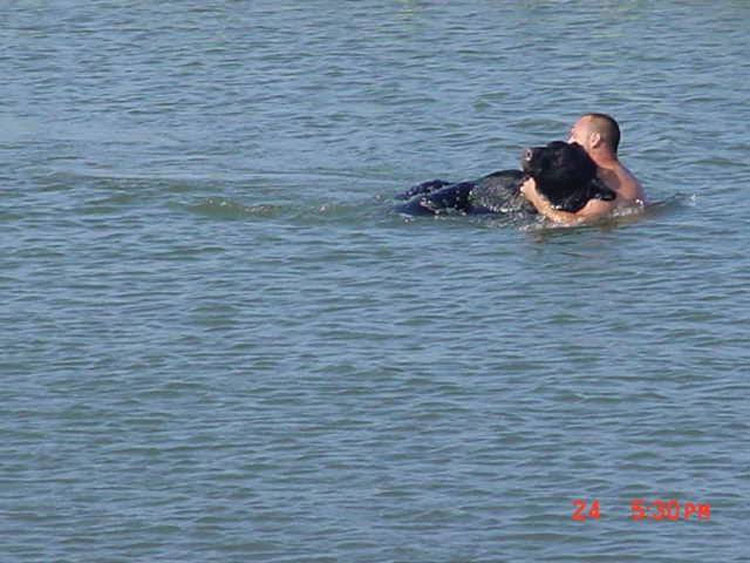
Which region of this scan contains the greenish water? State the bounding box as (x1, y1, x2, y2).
(2, 2, 750, 561)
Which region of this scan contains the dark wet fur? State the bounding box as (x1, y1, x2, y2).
(394, 142, 615, 216)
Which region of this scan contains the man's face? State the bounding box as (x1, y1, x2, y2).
(567, 117, 591, 149)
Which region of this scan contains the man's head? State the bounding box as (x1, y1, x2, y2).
(567, 113, 620, 155)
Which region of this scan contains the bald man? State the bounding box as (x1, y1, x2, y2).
(521, 113, 646, 225)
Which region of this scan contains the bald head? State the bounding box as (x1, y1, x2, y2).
(568, 113, 621, 155)
(583, 113, 621, 153)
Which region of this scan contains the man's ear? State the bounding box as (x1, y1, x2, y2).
(589, 131, 602, 148)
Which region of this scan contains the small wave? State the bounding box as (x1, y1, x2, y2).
(181, 192, 695, 229)
(517, 193, 695, 233)
(644, 193, 696, 212)
(180, 196, 378, 224)
(184, 197, 282, 220)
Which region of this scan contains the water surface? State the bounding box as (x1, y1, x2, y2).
(2, 2, 750, 561)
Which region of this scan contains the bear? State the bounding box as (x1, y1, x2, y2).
(393, 141, 615, 216)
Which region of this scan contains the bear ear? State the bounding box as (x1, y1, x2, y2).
(568, 142, 597, 175)
(567, 142, 588, 156)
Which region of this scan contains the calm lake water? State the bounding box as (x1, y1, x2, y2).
(2, 1, 750, 561)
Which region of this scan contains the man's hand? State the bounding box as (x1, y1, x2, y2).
(519, 177, 544, 207)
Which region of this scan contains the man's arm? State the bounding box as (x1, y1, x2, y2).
(520, 179, 616, 226)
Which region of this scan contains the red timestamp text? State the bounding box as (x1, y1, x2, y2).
(572, 498, 711, 522)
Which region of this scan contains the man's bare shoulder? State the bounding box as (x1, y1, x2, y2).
(599, 162, 646, 204)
